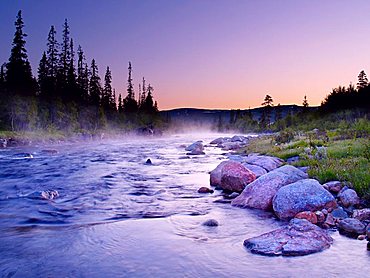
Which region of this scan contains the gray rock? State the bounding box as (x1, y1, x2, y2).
(232, 165, 308, 211)
(323, 181, 342, 194)
(203, 219, 219, 227)
(273, 179, 337, 220)
(244, 219, 333, 256)
(231, 135, 247, 142)
(145, 158, 152, 165)
(331, 207, 348, 219)
(286, 156, 300, 164)
(242, 154, 284, 172)
(338, 189, 360, 207)
(353, 208, 370, 221)
(210, 137, 229, 145)
(297, 166, 309, 173)
(242, 163, 268, 178)
(338, 218, 366, 238)
(185, 141, 204, 152)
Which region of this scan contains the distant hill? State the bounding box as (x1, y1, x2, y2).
(160, 105, 317, 126)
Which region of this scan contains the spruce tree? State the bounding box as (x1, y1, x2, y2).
(6, 10, 35, 96)
(37, 52, 48, 97)
(102, 66, 113, 112)
(66, 38, 77, 102)
(302, 95, 309, 108)
(118, 94, 123, 113)
(76, 45, 89, 104)
(123, 62, 138, 113)
(356, 70, 368, 91)
(89, 59, 102, 106)
(56, 19, 71, 99)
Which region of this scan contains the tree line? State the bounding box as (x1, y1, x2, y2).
(0, 10, 159, 133)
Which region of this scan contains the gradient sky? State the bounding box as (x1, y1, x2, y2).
(1, 0, 370, 110)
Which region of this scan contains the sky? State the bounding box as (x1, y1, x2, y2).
(1, 0, 370, 110)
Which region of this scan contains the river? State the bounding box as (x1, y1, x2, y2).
(0, 133, 368, 277)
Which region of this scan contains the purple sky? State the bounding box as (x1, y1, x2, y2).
(1, 0, 370, 109)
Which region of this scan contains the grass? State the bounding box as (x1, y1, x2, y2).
(239, 132, 370, 200)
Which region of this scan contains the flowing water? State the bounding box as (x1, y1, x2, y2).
(0, 133, 368, 277)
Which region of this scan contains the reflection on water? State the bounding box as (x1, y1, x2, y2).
(0, 133, 369, 277)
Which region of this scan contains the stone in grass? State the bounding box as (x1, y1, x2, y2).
(338, 218, 366, 238)
(323, 181, 343, 194)
(244, 219, 333, 256)
(202, 219, 219, 227)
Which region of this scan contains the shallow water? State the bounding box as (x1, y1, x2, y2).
(0, 133, 368, 277)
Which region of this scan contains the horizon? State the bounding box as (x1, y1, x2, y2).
(1, 0, 370, 110)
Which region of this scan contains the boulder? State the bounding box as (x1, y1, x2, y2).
(210, 161, 230, 187)
(295, 211, 318, 224)
(242, 154, 284, 172)
(353, 208, 370, 221)
(231, 135, 247, 142)
(244, 219, 333, 256)
(338, 189, 360, 207)
(242, 163, 267, 178)
(323, 181, 342, 194)
(232, 165, 308, 210)
(273, 179, 337, 220)
(185, 141, 204, 152)
(338, 218, 366, 238)
(220, 161, 256, 192)
(198, 187, 214, 194)
(210, 137, 229, 145)
(220, 142, 244, 151)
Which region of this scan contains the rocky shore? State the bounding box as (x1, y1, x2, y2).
(185, 135, 370, 256)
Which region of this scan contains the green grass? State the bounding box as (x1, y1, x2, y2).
(240, 132, 370, 200)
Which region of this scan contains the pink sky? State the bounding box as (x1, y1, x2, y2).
(1, 0, 370, 109)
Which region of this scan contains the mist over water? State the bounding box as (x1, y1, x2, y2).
(0, 133, 368, 277)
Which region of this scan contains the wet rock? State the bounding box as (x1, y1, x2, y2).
(338, 218, 366, 238)
(338, 189, 360, 207)
(232, 165, 308, 211)
(331, 207, 348, 220)
(295, 211, 318, 224)
(210, 161, 230, 187)
(231, 135, 247, 142)
(242, 163, 267, 178)
(220, 161, 256, 192)
(145, 159, 152, 165)
(273, 179, 336, 220)
(368, 242, 370, 251)
(186, 149, 205, 155)
(198, 187, 214, 194)
(225, 192, 240, 199)
(14, 153, 33, 159)
(210, 137, 229, 145)
(203, 219, 219, 227)
(41, 149, 58, 155)
(323, 181, 342, 194)
(185, 141, 204, 152)
(221, 142, 244, 151)
(242, 154, 284, 172)
(26, 190, 59, 200)
(358, 235, 366, 240)
(244, 219, 333, 256)
(0, 138, 7, 148)
(367, 224, 370, 240)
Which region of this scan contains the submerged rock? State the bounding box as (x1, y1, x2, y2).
(26, 190, 59, 200)
(244, 219, 333, 256)
(41, 149, 58, 155)
(220, 161, 256, 192)
(338, 218, 366, 238)
(273, 179, 336, 220)
(198, 187, 214, 194)
(338, 189, 360, 207)
(232, 165, 308, 211)
(203, 219, 219, 227)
